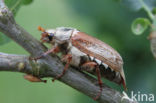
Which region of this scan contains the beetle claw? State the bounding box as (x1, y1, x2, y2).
(93, 88, 102, 100)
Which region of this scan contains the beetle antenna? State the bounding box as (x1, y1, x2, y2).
(38, 26, 45, 32)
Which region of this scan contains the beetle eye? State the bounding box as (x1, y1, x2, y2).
(49, 33, 54, 37)
(48, 33, 54, 41)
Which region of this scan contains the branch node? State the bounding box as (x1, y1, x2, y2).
(17, 62, 25, 71)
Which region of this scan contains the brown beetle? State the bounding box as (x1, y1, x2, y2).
(29, 26, 126, 100)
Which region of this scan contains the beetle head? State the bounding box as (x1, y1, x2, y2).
(38, 26, 55, 43)
(38, 26, 78, 44)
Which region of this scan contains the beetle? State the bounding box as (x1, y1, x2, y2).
(28, 26, 126, 100)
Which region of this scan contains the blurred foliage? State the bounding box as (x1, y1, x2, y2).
(131, 18, 150, 35)
(5, 0, 33, 15)
(0, 34, 10, 45)
(152, 7, 156, 14)
(0, 0, 33, 46)
(121, 0, 156, 12)
(123, 0, 156, 36)
(122, 0, 156, 59)
(0, 0, 156, 103)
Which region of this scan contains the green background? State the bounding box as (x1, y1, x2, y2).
(0, 0, 155, 103)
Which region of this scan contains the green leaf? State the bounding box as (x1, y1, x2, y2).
(0, 33, 10, 45)
(5, 0, 22, 15)
(121, 0, 156, 12)
(0, 0, 33, 45)
(152, 8, 156, 15)
(22, 0, 33, 5)
(131, 18, 150, 35)
(4, 0, 33, 15)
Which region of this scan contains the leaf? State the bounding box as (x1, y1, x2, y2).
(4, 0, 33, 15)
(0, 33, 10, 45)
(22, 0, 33, 5)
(0, 0, 33, 45)
(131, 18, 150, 35)
(121, 0, 156, 12)
(152, 8, 156, 15)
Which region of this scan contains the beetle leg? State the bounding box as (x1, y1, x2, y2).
(81, 61, 97, 72)
(81, 61, 102, 100)
(30, 46, 60, 61)
(52, 54, 72, 82)
(24, 74, 47, 83)
(94, 65, 103, 100)
(82, 61, 97, 67)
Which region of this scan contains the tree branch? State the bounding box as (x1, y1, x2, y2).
(0, 52, 31, 72)
(0, 1, 137, 103)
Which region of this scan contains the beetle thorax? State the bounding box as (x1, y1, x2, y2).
(46, 27, 78, 44)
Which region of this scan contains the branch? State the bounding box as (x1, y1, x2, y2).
(0, 52, 136, 103)
(0, 52, 31, 73)
(0, 1, 137, 103)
